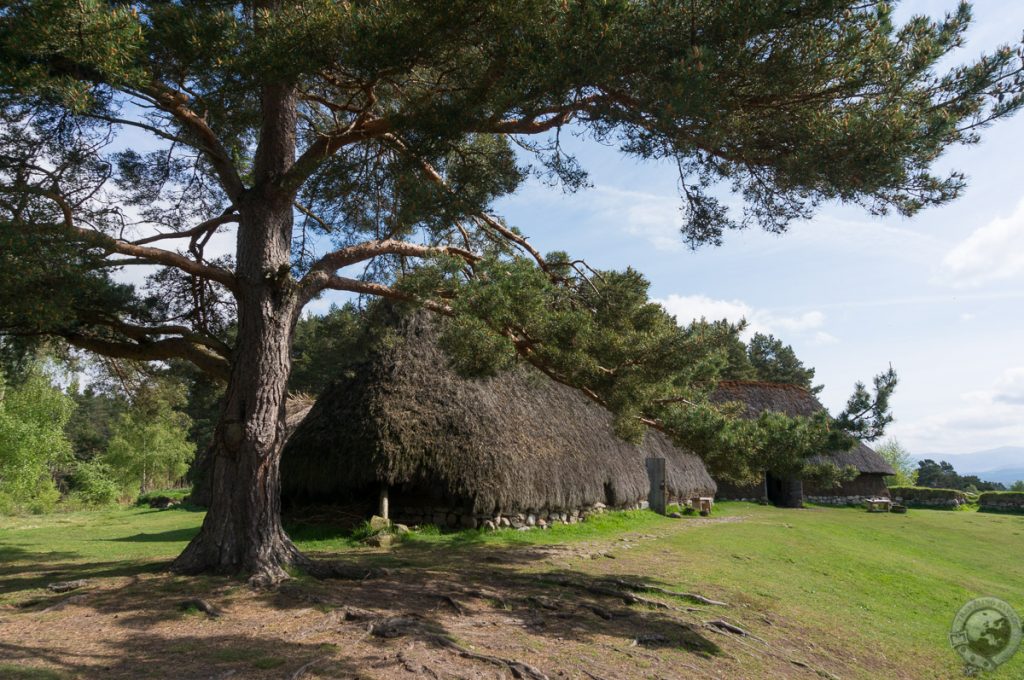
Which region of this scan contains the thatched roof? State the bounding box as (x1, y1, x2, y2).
(281, 314, 716, 513)
(710, 380, 895, 476)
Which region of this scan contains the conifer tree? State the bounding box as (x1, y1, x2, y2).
(1, 1, 1021, 581)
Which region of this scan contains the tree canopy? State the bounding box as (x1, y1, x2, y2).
(2, 1, 1020, 376)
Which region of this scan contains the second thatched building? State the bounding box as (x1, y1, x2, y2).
(709, 380, 895, 507)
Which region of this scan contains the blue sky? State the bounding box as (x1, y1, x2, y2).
(112, 2, 1024, 458)
(489, 1, 1024, 456)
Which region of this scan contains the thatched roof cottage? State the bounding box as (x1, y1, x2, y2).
(280, 314, 716, 528)
(710, 381, 895, 507)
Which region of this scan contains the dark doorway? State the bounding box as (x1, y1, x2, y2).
(765, 471, 803, 508)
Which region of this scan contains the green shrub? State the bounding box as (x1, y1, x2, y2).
(135, 487, 191, 506)
(0, 364, 74, 514)
(888, 486, 968, 506)
(69, 461, 122, 506)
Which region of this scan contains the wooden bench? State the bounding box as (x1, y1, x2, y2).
(864, 498, 892, 513)
(691, 496, 714, 515)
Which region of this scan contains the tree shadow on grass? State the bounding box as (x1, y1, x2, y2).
(111, 527, 201, 543)
(0, 633, 363, 680)
(0, 545, 165, 598)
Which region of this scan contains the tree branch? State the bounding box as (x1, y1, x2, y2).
(144, 84, 247, 201)
(281, 117, 392, 194)
(381, 133, 551, 273)
(299, 238, 479, 301)
(65, 333, 230, 382)
(3, 179, 238, 291)
(319, 275, 453, 316)
(131, 210, 238, 246)
(83, 224, 238, 291)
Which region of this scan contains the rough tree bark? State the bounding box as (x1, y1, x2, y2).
(172, 82, 307, 584)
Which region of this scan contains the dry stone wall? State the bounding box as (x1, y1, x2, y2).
(979, 492, 1024, 513)
(392, 500, 653, 530)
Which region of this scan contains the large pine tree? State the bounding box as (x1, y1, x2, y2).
(1, 1, 1021, 582)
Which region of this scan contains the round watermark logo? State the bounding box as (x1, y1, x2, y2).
(949, 597, 1022, 672)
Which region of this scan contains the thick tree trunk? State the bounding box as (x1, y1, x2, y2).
(172, 74, 304, 584)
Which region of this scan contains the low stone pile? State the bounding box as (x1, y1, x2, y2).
(392, 501, 634, 531)
(804, 494, 879, 506)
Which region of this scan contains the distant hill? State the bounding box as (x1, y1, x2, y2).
(913, 446, 1024, 486)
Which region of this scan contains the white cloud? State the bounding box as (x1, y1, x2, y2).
(893, 366, 1024, 451)
(589, 186, 685, 253)
(654, 293, 835, 344)
(780, 213, 941, 260)
(942, 198, 1024, 287)
(993, 367, 1024, 406)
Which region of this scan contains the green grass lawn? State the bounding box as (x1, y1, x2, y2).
(2, 502, 1022, 678)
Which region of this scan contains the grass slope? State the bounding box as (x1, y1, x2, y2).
(1, 502, 1022, 678)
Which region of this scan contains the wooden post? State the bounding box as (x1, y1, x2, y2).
(379, 484, 389, 520)
(645, 457, 667, 515)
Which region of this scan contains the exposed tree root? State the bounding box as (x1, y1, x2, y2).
(47, 579, 89, 593)
(426, 634, 549, 680)
(170, 531, 306, 588)
(601, 578, 728, 606)
(437, 594, 466, 616)
(356, 613, 548, 679)
(584, 603, 615, 620)
(288, 656, 326, 679)
(790, 658, 841, 679)
(705, 619, 761, 641)
(527, 595, 562, 611)
(704, 620, 836, 678)
(178, 598, 222, 617)
(457, 587, 509, 609)
(304, 560, 390, 580)
(552, 577, 703, 613)
(397, 651, 439, 678)
(42, 594, 88, 612)
(367, 615, 427, 639)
